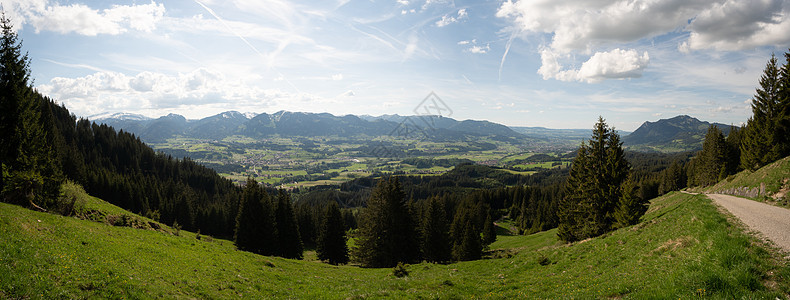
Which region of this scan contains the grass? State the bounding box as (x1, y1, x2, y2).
(2, 188, 788, 298)
(702, 156, 790, 206)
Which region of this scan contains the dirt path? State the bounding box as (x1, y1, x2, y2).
(707, 193, 790, 253)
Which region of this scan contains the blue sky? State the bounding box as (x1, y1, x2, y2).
(3, 0, 790, 130)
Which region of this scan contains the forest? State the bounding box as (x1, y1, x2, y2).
(2, 12, 790, 269)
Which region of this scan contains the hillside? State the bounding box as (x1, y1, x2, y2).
(624, 115, 732, 152)
(2, 189, 787, 298)
(703, 156, 790, 206)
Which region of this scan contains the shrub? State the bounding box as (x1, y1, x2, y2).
(392, 262, 409, 278)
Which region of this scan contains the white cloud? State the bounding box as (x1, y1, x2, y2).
(37, 68, 319, 117)
(331, 73, 343, 81)
(539, 48, 649, 83)
(397, 0, 409, 5)
(466, 44, 490, 54)
(27, 1, 165, 36)
(498, 0, 790, 53)
(497, 0, 790, 83)
(686, 0, 790, 51)
(435, 9, 467, 27)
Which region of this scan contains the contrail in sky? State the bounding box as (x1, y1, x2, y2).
(193, 0, 301, 93)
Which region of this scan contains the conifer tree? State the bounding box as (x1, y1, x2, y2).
(420, 196, 451, 263)
(481, 212, 497, 247)
(451, 218, 482, 261)
(352, 177, 419, 267)
(0, 13, 61, 208)
(275, 190, 303, 259)
(694, 126, 726, 186)
(316, 201, 349, 265)
(741, 54, 783, 170)
(234, 178, 278, 255)
(558, 117, 631, 242)
(613, 178, 647, 227)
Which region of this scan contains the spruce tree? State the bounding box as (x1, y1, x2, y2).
(741, 54, 784, 170)
(275, 190, 303, 259)
(316, 201, 349, 265)
(234, 178, 278, 255)
(452, 218, 482, 261)
(481, 212, 497, 247)
(0, 13, 61, 208)
(352, 177, 419, 267)
(613, 178, 647, 227)
(558, 117, 631, 242)
(420, 196, 451, 263)
(694, 126, 726, 186)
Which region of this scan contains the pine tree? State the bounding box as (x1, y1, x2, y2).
(558, 117, 631, 242)
(694, 126, 726, 186)
(275, 190, 303, 259)
(316, 201, 349, 265)
(741, 54, 783, 170)
(352, 177, 419, 267)
(234, 178, 278, 255)
(613, 178, 647, 227)
(420, 196, 451, 263)
(452, 218, 482, 261)
(0, 13, 61, 208)
(481, 212, 497, 247)
(777, 50, 790, 159)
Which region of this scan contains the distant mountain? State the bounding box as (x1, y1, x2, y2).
(623, 115, 734, 152)
(93, 111, 528, 143)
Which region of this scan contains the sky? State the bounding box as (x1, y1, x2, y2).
(2, 0, 790, 131)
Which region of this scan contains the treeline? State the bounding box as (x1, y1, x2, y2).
(0, 17, 240, 238)
(678, 50, 790, 190)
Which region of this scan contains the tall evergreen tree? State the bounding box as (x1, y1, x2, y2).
(558, 117, 631, 242)
(316, 201, 349, 265)
(777, 50, 790, 159)
(451, 217, 482, 261)
(275, 190, 303, 259)
(694, 126, 727, 186)
(613, 178, 647, 227)
(741, 54, 784, 170)
(481, 212, 497, 247)
(234, 178, 278, 255)
(0, 13, 61, 208)
(352, 177, 419, 267)
(419, 196, 451, 263)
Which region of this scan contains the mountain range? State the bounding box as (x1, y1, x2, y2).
(92, 112, 735, 152)
(92, 111, 527, 143)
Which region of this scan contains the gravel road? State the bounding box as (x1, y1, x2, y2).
(708, 193, 790, 253)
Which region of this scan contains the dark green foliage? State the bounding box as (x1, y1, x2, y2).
(558, 117, 632, 242)
(419, 196, 451, 263)
(352, 177, 419, 267)
(392, 262, 409, 278)
(451, 216, 482, 261)
(234, 178, 278, 256)
(659, 161, 687, 194)
(693, 126, 727, 187)
(316, 201, 349, 265)
(275, 190, 303, 259)
(0, 14, 63, 208)
(741, 53, 789, 170)
(613, 178, 647, 227)
(482, 212, 497, 246)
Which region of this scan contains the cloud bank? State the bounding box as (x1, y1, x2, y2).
(497, 0, 790, 82)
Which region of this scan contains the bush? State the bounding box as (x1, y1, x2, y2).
(392, 262, 409, 278)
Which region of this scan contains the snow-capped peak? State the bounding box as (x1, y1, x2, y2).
(89, 112, 151, 121)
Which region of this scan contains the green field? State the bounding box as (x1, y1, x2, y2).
(2, 188, 788, 298)
(147, 136, 569, 188)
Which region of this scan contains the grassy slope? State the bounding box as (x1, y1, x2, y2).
(703, 156, 790, 204)
(2, 191, 789, 298)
